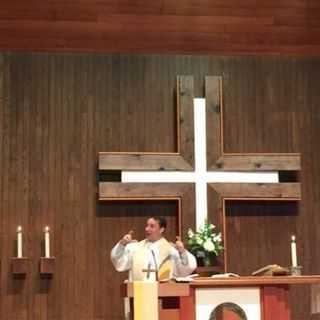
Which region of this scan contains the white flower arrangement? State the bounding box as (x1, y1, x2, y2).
(187, 221, 223, 265)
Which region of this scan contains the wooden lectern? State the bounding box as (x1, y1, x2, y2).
(122, 276, 320, 320)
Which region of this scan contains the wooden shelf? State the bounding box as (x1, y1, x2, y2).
(11, 257, 29, 276)
(39, 257, 56, 277)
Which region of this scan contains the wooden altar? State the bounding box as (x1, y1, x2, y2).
(122, 276, 320, 320)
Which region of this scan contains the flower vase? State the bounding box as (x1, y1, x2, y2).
(203, 255, 213, 267)
(202, 255, 217, 267)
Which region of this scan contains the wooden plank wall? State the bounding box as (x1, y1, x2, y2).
(0, 53, 320, 320)
(0, 1, 320, 55)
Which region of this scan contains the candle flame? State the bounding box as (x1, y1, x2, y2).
(17, 226, 22, 232)
(44, 226, 50, 232)
(291, 235, 296, 241)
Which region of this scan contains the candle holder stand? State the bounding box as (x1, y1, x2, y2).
(290, 265, 303, 276)
(40, 257, 56, 277)
(11, 257, 29, 276)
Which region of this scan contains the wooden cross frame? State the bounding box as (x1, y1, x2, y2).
(98, 75, 301, 271)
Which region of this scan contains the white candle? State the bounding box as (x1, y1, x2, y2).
(17, 226, 22, 258)
(291, 235, 298, 267)
(44, 226, 50, 258)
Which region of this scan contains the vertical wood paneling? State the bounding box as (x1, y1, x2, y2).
(0, 53, 319, 319)
(1, 53, 8, 317)
(226, 200, 298, 275)
(0, 54, 3, 320)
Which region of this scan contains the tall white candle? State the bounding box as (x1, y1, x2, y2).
(44, 226, 50, 258)
(291, 235, 298, 267)
(17, 226, 22, 258)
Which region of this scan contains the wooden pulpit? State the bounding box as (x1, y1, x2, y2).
(122, 281, 192, 320)
(122, 276, 320, 320)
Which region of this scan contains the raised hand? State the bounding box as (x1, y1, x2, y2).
(171, 236, 186, 254)
(120, 230, 137, 246)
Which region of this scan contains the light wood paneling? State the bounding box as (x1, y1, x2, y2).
(0, 1, 320, 55)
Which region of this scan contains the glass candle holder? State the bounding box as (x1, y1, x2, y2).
(290, 265, 302, 276)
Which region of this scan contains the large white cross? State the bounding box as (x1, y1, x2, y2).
(122, 99, 278, 229)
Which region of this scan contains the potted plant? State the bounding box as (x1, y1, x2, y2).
(187, 221, 223, 267)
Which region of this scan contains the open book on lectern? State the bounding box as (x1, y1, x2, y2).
(252, 264, 290, 276)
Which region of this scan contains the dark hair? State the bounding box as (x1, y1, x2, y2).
(148, 216, 167, 229)
(210, 302, 247, 320)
